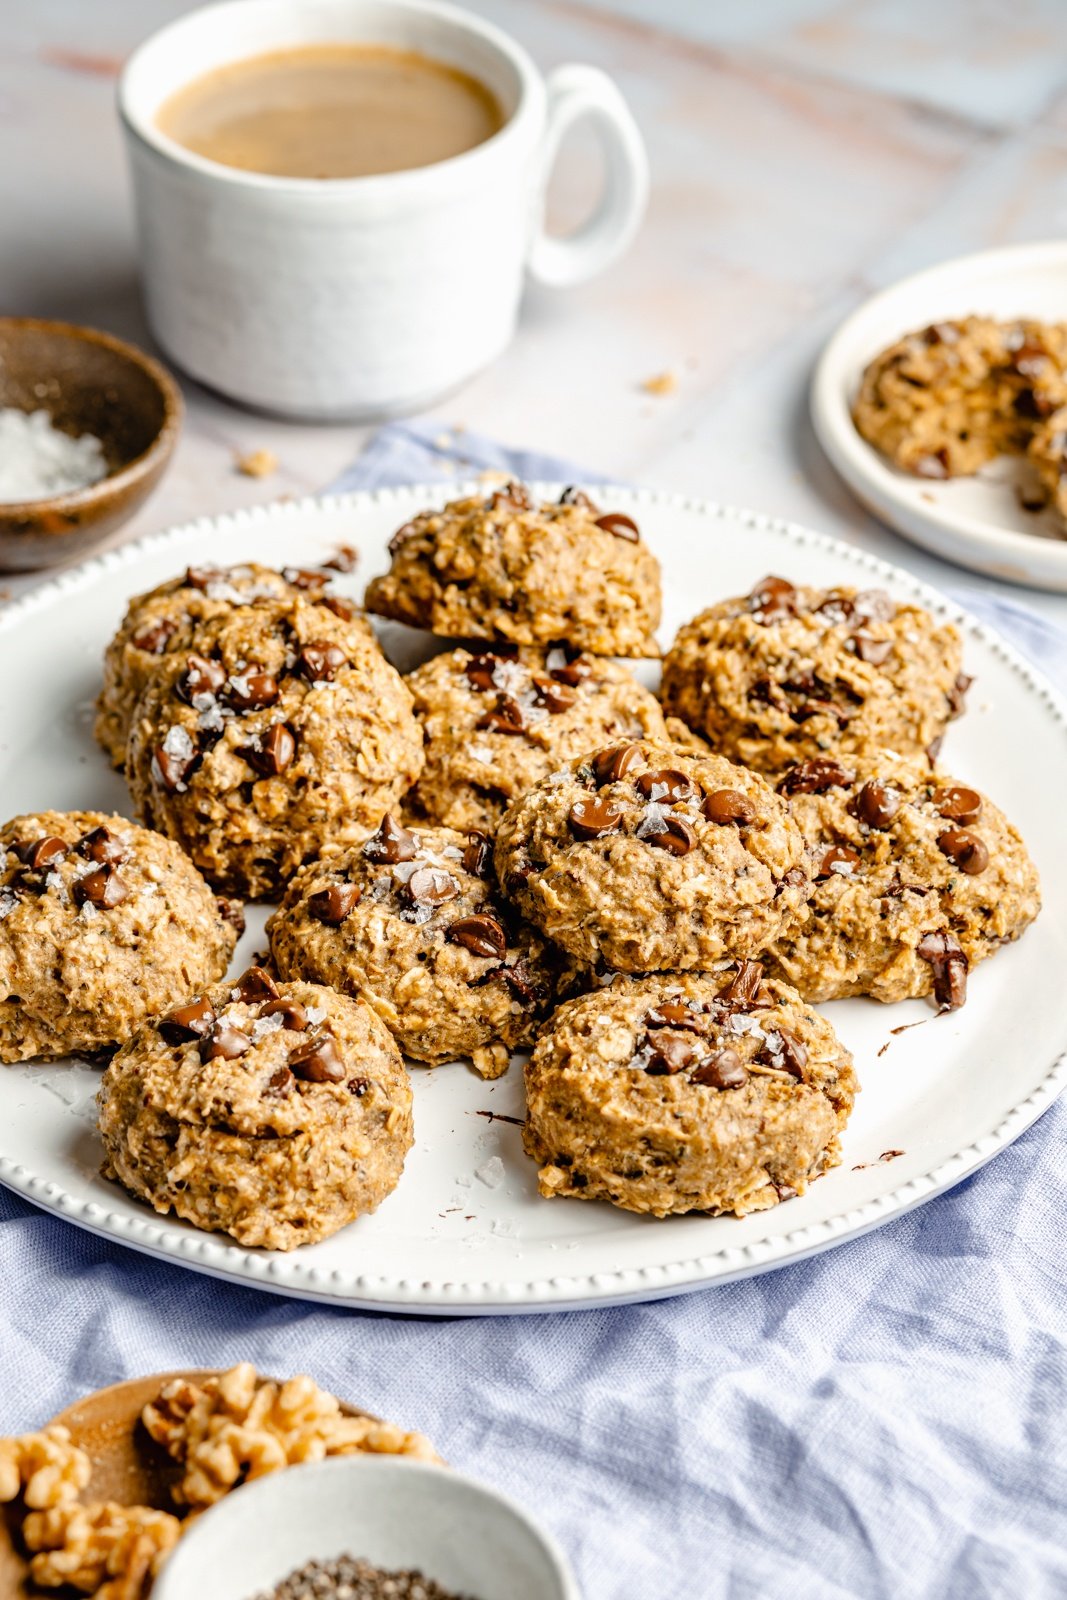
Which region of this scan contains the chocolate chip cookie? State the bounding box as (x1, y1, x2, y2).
(95, 562, 368, 769)
(660, 577, 966, 777)
(97, 970, 412, 1250)
(404, 644, 669, 832)
(364, 483, 662, 657)
(126, 594, 423, 899)
(524, 966, 857, 1217)
(764, 749, 1040, 1008)
(853, 316, 1067, 482)
(0, 811, 240, 1062)
(494, 740, 809, 972)
(268, 815, 576, 1076)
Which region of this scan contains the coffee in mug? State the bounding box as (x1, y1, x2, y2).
(156, 43, 504, 179)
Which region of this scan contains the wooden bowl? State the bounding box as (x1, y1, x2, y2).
(0, 318, 182, 572)
(0, 1370, 372, 1597)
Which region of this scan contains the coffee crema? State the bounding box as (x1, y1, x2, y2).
(156, 43, 504, 179)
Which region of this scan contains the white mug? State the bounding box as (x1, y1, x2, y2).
(119, 0, 648, 420)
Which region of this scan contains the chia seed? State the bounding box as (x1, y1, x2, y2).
(250, 1554, 478, 1600)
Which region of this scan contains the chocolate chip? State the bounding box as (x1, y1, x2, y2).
(851, 633, 894, 666)
(449, 914, 508, 959)
(183, 566, 219, 590)
(177, 654, 226, 704)
(642, 815, 697, 855)
(476, 694, 527, 735)
(388, 518, 421, 555)
(72, 866, 128, 910)
(153, 739, 199, 792)
(749, 576, 797, 619)
(462, 832, 491, 877)
(289, 1030, 345, 1082)
(405, 866, 460, 907)
(132, 618, 177, 654)
(947, 672, 972, 719)
(282, 566, 326, 590)
(635, 768, 699, 804)
(322, 594, 359, 622)
(226, 669, 280, 712)
(297, 641, 347, 682)
(815, 594, 854, 625)
(760, 1028, 808, 1080)
(592, 743, 644, 785)
(937, 828, 990, 874)
(363, 814, 416, 864)
(16, 836, 68, 871)
(499, 960, 543, 1006)
(934, 786, 982, 824)
(593, 511, 640, 541)
(568, 797, 624, 840)
(262, 998, 308, 1031)
(486, 481, 532, 512)
(690, 1047, 748, 1090)
(159, 997, 216, 1044)
(308, 883, 360, 924)
(558, 486, 599, 510)
(917, 929, 968, 1009)
(200, 1024, 252, 1062)
(265, 1066, 295, 1097)
(778, 866, 808, 893)
(232, 967, 279, 1002)
(464, 652, 504, 691)
(644, 1030, 700, 1074)
(531, 673, 577, 713)
(717, 960, 764, 1007)
(817, 844, 862, 880)
(241, 723, 296, 777)
(348, 1077, 369, 1097)
(217, 898, 246, 936)
(545, 648, 593, 687)
(702, 788, 756, 826)
(777, 758, 855, 796)
(76, 826, 128, 866)
(322, 544, 358, 573)
(644, 1001, 703, 1032)
(853, 779, 902, 829)
(1012, 343, 1050, 381)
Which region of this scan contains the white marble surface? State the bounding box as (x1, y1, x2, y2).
(4, 0, 1067, 625)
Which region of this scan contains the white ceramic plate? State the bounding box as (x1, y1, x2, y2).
(811, 240, 1067, 592)
(1, 486, 1065, 1315)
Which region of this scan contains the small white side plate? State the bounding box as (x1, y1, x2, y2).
(812, 240, 1067, 592)
(0, 486, 1065, 1313)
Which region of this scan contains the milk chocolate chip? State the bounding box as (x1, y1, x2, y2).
(476, 695, 527, 735)
(531, 673, 577, 713)
(636, 769, 699, 804)
(593, 512, 640, 541)
(73, 866, 128, 910)
(568, 797, 624, 840)
(290, 1030, 345, 1083)
(232, 967, 279, 1003)
(298, 641, 346, 682)
(645, 1000, 703, 1032)
(592, 743, 643, 785)
(853, 779, 902, 829)
(778, 759, 855, 796)
(642, 815, 697, 855)
(917, 929, 968, 1009)
(448, 915, 508, 960)
(690, 1047, 749, 1090)
(749, 576, 797, 620)
(937, 828, 989, 874)
(308, 883, 360, 924)
(404, 867, 460, 907)
(462, 832, 491, 877)
(200, 1024, 252, 1062)
(132, 618, 177, 654)
(702, 788, 756, 826)
(934, 786, 982, 825)
(159, 997, 216, 1043)
(364, 814, 416, 864)
(644, 1030, 700, 1074)
(226, 669, 280, 712)
(262, 998, 308, 1031)
(718, 960, 763, 1007)
(241, 723, 296, 777)
(817, 844, 862, 880)
(16, 836, 68, 871)
(76, 826, 128, 866)
(177, 654, 226, 704)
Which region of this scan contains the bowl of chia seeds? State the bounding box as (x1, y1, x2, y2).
(149, 1457, 580, 1600)
(0, 317, 182, 570)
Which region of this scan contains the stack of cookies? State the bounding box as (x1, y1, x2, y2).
(0, 483, 1041, 1249)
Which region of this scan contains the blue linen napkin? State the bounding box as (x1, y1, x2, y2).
(3, 423, 1067, 1600)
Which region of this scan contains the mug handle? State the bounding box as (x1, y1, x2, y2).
(526, 64, 649, 288)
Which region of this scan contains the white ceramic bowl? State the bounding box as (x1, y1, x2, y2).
(150, 1457, 581, 1600)
(811, 239, 1067, 593)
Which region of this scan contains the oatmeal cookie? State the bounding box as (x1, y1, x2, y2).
(268, 815, 576, 1075)
(524, 966, 857, 1217)
(97, 971, 412, 1250)
(763, 749, 1040, 1007)
(95, 561, 367, 769)
(853, 316, 1067, 480)
(126, 594, 423, 899)
(494, 739, 809, 972)
(660, 576, 966, 777)
(0, 811, 240, 1063)
(364, 483, 662, 657)
(404, 644, 668, 832)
